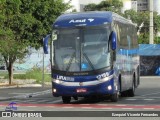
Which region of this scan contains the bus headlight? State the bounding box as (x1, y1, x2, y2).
(55, 80, 60, 84)
(53, 89, 57, 93)
(53, 79, 62, 84)
(107, 85, 112, 90)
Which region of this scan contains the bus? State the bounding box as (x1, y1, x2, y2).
(43, 11, 140, 103)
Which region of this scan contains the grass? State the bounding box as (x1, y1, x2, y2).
(0, 68, 51, 84)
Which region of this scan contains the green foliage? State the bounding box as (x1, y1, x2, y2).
(0, 0, 70, 84)
(0, 0, 71, 48)
(84, 3, 97, 11)
(154, 37, 160, 44)
(84, 1, 160, 44)
(19, 0, 71, 48)
(138, 33, 149, 44)
(124, 10, 160, 44)
(72, 9, 77, 12)
(16, 68, 51, 83)
(154, 15, 160, 33)
(84, 0, 123, 14)
(3, 68, 51, 83)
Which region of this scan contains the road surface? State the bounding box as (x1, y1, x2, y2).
(0, 76, 160, 119)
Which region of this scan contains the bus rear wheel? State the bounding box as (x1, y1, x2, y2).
(62, 96, 71, 104)
(127, 82, 135, 97)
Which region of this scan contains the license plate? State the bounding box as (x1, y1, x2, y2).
(76, 88, 87, 93)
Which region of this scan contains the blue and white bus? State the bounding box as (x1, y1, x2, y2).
(43, 11, 140, 103)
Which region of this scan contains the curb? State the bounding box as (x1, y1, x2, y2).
(0, 83, 51, 89)
(0, 84, 42, 89)
(0, 89, 51, 101)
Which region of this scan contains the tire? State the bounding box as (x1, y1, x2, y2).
(62, 96, 71, 104)
(111, 93, 118, 102)
(127, 81, 135, 97)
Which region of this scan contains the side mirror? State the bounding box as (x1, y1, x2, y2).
(43, 34, 51, 54)
(111, 31, 117, 50)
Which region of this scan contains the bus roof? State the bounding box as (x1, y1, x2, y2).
(53, 11, 133, 28)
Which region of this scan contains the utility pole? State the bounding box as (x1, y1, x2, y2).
(149, 0, 154, 44)
(42, 38, 45, 88)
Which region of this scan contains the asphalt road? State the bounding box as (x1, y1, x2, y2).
(0, 76, 160, 119)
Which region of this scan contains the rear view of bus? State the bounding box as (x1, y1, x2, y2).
(44, 11, 139, 103)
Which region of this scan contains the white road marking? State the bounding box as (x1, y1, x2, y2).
(143, 99, 154, 101)
(143, 108, 154, 110)
(62, 107, 74, 108)
(100, 108, 113, 109)
(122, 108, 133, 110)
(140, 76, 160, 79)
(115, 105, 127, 106)
(125, 99, 137, 101)
(27, 106, 37, 108)
(81, 107, 92, 109)
(139, 91, 160, 97)
(133, 96, 160, 99)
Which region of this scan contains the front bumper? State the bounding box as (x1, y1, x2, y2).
(52, 78, 116, 97)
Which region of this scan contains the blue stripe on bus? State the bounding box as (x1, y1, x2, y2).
(118, 48, 139, 55)
(52, 70, 114, 82)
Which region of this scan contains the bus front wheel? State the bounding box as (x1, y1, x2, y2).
(111, 93, 118, 102)
(62, 96, 71, 104)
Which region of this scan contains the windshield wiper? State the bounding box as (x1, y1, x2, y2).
(83, 52, 95, 71)
(66, 52, 76, 72)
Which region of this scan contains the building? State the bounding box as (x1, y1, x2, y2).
(153, 0, 160, 15)
(121, 0, 160, 14)
(121, 0, 132, 13)
(64, 0, 160, 15)
(136, 0, 148, 11)
(64, 0, 104, 12)
(133, 0, 160, 14)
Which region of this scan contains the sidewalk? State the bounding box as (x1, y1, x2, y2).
(0, 85, 52, 101)
(0, 79, 52, 101)
(0, 78, 51, 89)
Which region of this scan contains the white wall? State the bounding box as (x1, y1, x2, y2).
(153, 0, 160, 15)
(64, 0, 80, 12)
(121, 0, 132, 13)
(64, 0, 103, 12)
(79, 0, 104, 5)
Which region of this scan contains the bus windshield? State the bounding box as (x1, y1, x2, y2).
(53, 25, 111, 72)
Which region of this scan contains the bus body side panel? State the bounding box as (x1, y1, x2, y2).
(113, 19, 139, 93)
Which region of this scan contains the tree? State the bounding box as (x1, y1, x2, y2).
(84, 0, 160, 44)
(124, 10, 160, 44)
(0, 0, 71, 84)
(84, 0, 123, 15)
(19, 0, 71, 48)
